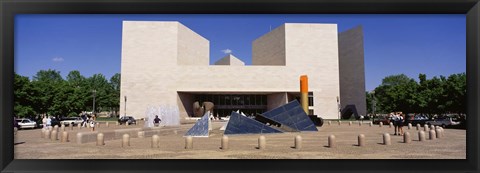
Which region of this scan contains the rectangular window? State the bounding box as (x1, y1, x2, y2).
(308, 92, 314, 106)
(245, 95, 250, 105)
(213, 95, 218, 105)
(219, 95, 225, 105)
(251, 95, 256, 105)
(225, 95, 231, 105)
(261, 95, 267, 105)
(239, 95, 244, 105)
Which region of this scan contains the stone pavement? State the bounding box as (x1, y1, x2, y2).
(14, 121, 466, 159)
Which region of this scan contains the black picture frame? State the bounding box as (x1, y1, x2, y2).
(1, 0, 479, 173)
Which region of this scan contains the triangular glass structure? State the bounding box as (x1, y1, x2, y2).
(262, 100, 318, 131)
(184, 112, 210, 137)
(224, 112, 282, 135)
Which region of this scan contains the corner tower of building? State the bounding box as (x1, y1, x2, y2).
(120, 21, 209, 124)
(338, 26, 367, 118)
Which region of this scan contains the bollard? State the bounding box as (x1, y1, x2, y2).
(60, 124, 65, 132)
(418, 131, 426, 141)
(294, 135, 302, 149)
(116, 122, 119, 126)
(358, 121, 362, 126)
(41, 129, 45, 138)
(151, 135, 160, 148)
(96, 122, 100, 128)
(435, 128, 442, 138)
(221, 135, 229, 150)
(379, 122, 383, 127)
(61, 131, 69, 142)
(358, 134, 365, 147)
(429, 130, 436, 140)
(349, 121, 352, 126)
(51, 130, 58, 141)
(430, 125, 435, 130)
(45, 130, 51, 139)
(403, 132, 411, 143)
(439, 127, 445, 137)
(338, 121, 341, 125)
(328, 121, 331, 125)
(416, 124, 421, 130)
(369, 122, 373, 127)
(383, 133, 391, 145)
(328, 135, 336, 148)
(78, 124, 82, 130)
(424, 125, 429, 132)
(389, 122, 393, 128)
(185, 136, 193, 149)
(126, 122, 129, 126)
(122, 134, 130, 147)
(138, 131, 145, 138)
(97, 133, 105, 146)
(258, 136, 266, 149)
(70, 124, 74, 130)
(408, 123, 412, 129)
(54, 125, 59, 130)
(106, 122, 109, 127)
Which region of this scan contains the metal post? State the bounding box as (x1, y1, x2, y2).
(124, 96, 127, 117)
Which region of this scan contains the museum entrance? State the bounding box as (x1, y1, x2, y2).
(193, 94, 268, 117)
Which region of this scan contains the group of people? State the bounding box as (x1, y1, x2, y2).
(81, 113, 97, 131)
(41, 115, 54, 129)
(389, 112, 405, 136)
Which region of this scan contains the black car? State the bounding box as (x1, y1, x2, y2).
(118, 116, 137, 125)
(50, 117, 61, 127)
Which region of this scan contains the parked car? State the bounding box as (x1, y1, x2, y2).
(60, 117, 84, 126)
(425, 117, 460, 128)
(372, 115, 390, 125)
(118, 116, 137, 125)
(16, 118, 37, 129)
(50, 117, 61, 127)
(405, 114, 430, 126)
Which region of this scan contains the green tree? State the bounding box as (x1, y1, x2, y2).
(374, 74, 413, 113)
(14, 73, 36, 117)
(108, 73, 121, 116)
(445, 73, 466, 114)
(86, 74, 110, 113)
(31, 69, 64, 116)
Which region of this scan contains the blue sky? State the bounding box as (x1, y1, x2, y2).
(15, 14, 466, 91)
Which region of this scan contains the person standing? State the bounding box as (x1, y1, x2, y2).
(89, 117, 95, 131)
(13, 116, 19, 135)
(153, 115, 161, 127)
(398, 114, 405, 136)
(46, 116, 52, 128)
(391, 113, 399, 135)
(42, 115, 48, 129)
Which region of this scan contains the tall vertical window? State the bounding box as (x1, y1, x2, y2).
(308, 92, 314, 106)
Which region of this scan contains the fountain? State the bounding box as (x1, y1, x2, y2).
(144, 105, 180, 128)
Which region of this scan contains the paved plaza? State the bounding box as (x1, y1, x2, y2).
(14, 121, 466, 159)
